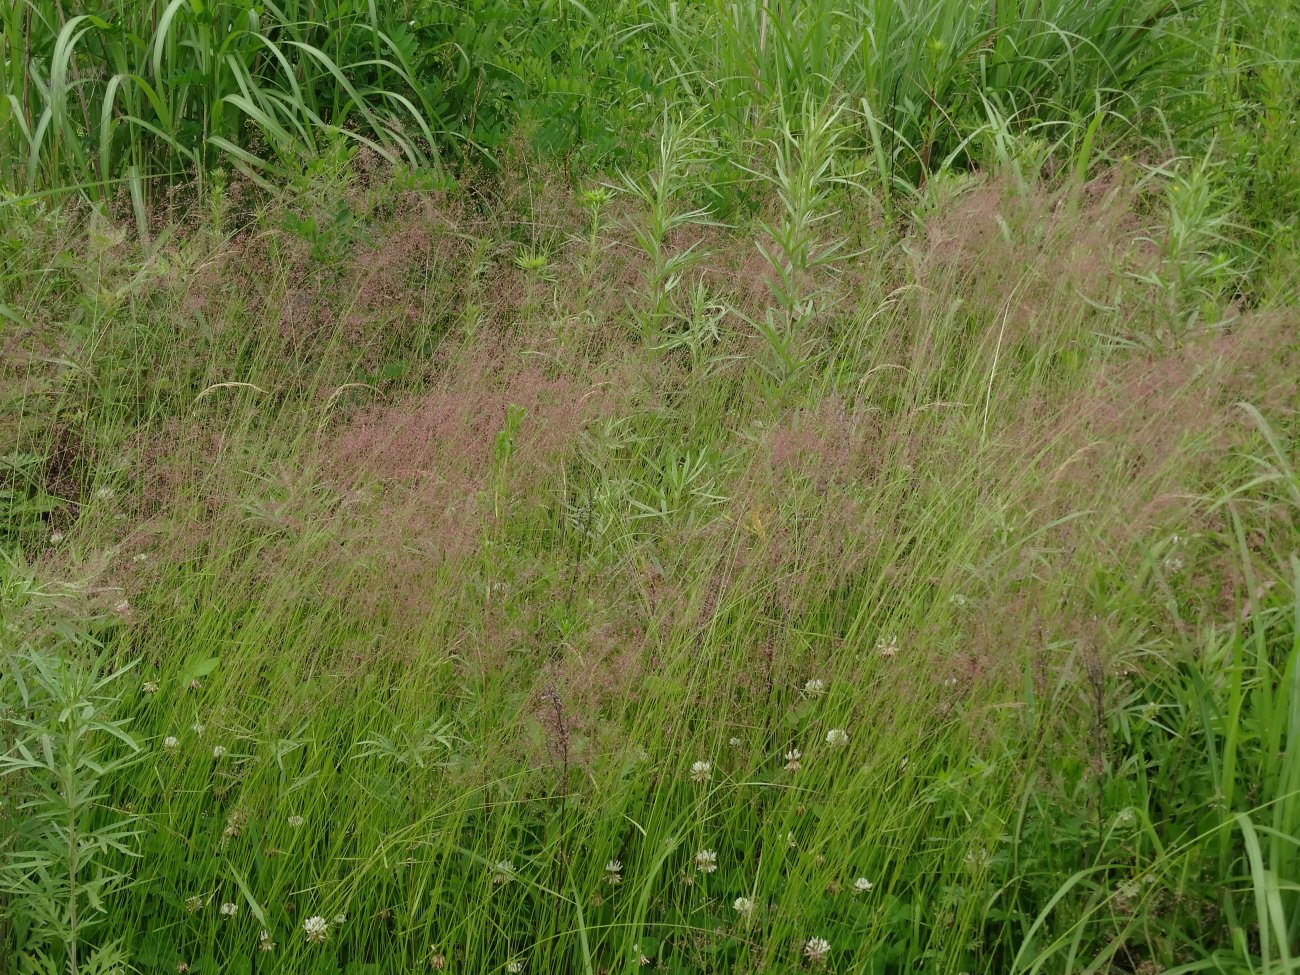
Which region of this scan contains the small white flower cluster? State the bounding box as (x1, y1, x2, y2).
(733, 896, 754, 916)
(223, 810, 247, 839)
(689, 760, 712, 783)
(604, 859, 623, 886)
(825, 728, 848, 748)
(692, 849, 718, 874)
(1162, 535, 1187, 573)
(303, 915, 330, 943)
(803, 936, 831, 964)
(784, 748, 802, 772)
(300, 913, 344, 944)
(854, 877, 874, 892)
(802, 678, 826, 698)
(492, 860, 515, 885)
(875, 636, 898, 658)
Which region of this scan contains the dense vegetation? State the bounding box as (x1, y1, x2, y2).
(2, 1, 1297, 974)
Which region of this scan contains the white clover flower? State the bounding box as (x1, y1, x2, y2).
(604, 859, 623, 885)
(192, 723, 205, 735)
(212, 745, 227, 759)
(802, 678, 826, 698)
(949, 593, 970, 609)
(115, 600, 131, 614)
(506, 961, 523, 974)
(143, 680, 159, 694)
(288, 814, 305, 828)
(184, 895, 203, 913)
(825, 728, 848, 747)
(784, 748, 802, 772)
(223, 810, 247, 838)
(219, 902, 238, 917)
(853, 877, 874, 893)
(689, 760, 712, 783)
(803, 936, 831, 964)
(333, 913, 347, 925)
(728, 736, 742, 747)
(875, 636, 898, 658)
(259, 930, 276, 952)
(633, 943, 650, 966)
(163, 735, 179, 749)
(95, 487, 115, 501)
(50, 531, 65, 544)
(303, 915, 330, 943)
(492, 860, 515, 885)
(733, 896, 754, 915)
(692, 849, 718, 874)
(786, 831, 796, 848)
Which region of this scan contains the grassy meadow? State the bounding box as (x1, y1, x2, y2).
(2, 1, 1299, 973)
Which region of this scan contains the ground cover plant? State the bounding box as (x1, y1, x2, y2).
(2, 1, 1298, 974)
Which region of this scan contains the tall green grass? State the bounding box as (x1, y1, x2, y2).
(0, 0, 1250, 210)
(663, 0, 1197, 193)
(0, 0, 443, 219)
